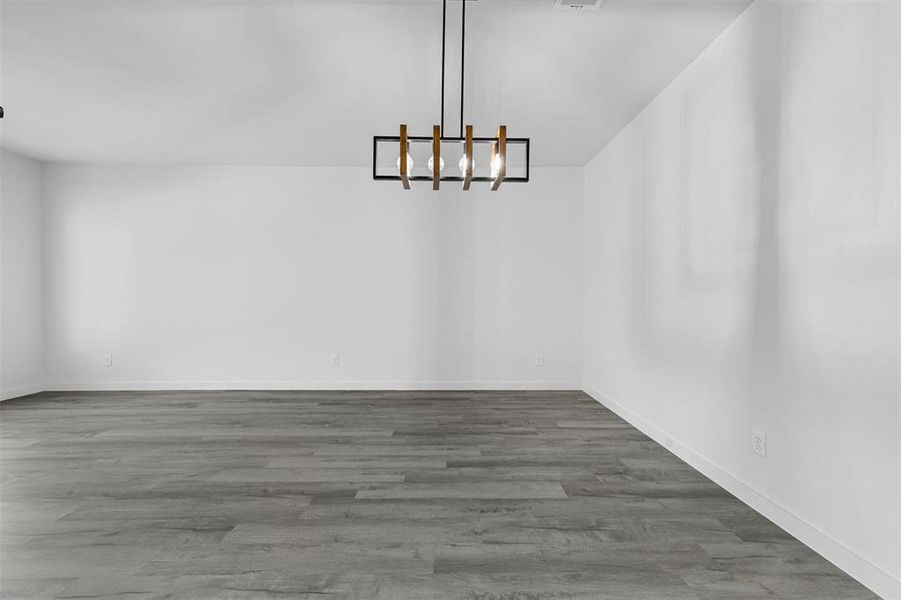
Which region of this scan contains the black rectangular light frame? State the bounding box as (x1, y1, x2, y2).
(372, 135, 530, 183)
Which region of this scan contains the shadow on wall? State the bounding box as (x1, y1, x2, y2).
(431, 193, 478, 382)
(627, 1, 795, 378)
(615, 0, 899, 585)
(625, 1, 899, 415)
(743, 0, 790, 452)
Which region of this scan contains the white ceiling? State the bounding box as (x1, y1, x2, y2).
(0, 0, 752, 166)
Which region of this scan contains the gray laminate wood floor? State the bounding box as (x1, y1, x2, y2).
(0, 391, 876, 599)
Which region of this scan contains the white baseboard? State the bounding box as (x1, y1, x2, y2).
(44, 380, 582, 392)
(582, 385, 900, 600)
(1, 383, 44, 401)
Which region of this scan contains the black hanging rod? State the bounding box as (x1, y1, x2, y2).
(373, 0, 530, 188)
(439, 0, 468, 138)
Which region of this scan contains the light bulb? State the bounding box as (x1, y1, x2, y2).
(458, 154, 476, 174)
(396, 154, 414, 175)
(490, 154, 504, 179)
(427, 155, 445, 173)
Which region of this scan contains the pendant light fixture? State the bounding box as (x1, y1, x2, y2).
(372, 0, 530, 190)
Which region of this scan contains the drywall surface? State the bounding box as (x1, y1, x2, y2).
(43, 165, 582, 390)
(0, 150, 44, 400)
(582, 0, 899, 597)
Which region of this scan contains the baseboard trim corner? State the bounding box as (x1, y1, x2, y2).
(1, 383, 45, 402)
(581, 385, 900, 600)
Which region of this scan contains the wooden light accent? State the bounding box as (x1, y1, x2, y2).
(490, 125, 507, 191)
(399, 124, 410, 190)
(463, 125, 473, 190)
(432, 125, 441, 190)
(374, 2, 530, 190)
(489, 139, 496, 185)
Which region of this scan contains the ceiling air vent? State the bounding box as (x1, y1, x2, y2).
(554, 0, 604, 10)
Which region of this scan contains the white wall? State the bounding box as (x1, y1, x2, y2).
(582, 1, 900, 597)
(0, 150, 45, 400)
(9, 0, 900, 593)
(42, 165, 582, 390)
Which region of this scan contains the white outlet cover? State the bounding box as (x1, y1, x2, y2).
(554, 0, 605, 10)
(534, 354, 544, 367)
(103, 353, 112, 367)
(752, 429, 766, 456)
(330, 354, 340, 366)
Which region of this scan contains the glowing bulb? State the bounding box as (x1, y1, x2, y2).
(396, 154, 414, 175)
(458, 154, 476, 174)
(427, 155, 445, 173)
(490, 154, 504, 179)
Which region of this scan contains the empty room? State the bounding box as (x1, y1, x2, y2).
(0, 0, 898, 598)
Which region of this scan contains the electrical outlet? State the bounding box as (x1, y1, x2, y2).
(330, 354, 340, 367)
(752, 429, 766, 456)
(534, 354, 544, 367)
(103, 353, 112, 367)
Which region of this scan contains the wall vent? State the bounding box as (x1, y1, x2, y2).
(554, 0, 604, 10)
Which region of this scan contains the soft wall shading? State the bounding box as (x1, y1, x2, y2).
(582, 1, 899, 597)
(0, 150, 44, 400)
(43, 165, 582, 389)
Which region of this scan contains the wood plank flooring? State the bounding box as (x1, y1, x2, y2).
(0, 391, 876, 599)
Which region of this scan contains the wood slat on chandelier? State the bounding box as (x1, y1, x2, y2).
(491, 124, 506, 191)
(400, 123, 410, 190)
(433, 125, 441, 190)
(463, 124, 473, 190)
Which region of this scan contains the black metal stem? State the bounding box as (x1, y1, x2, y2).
(459, 0, 466, 138)
(440, 0, 446, 134)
